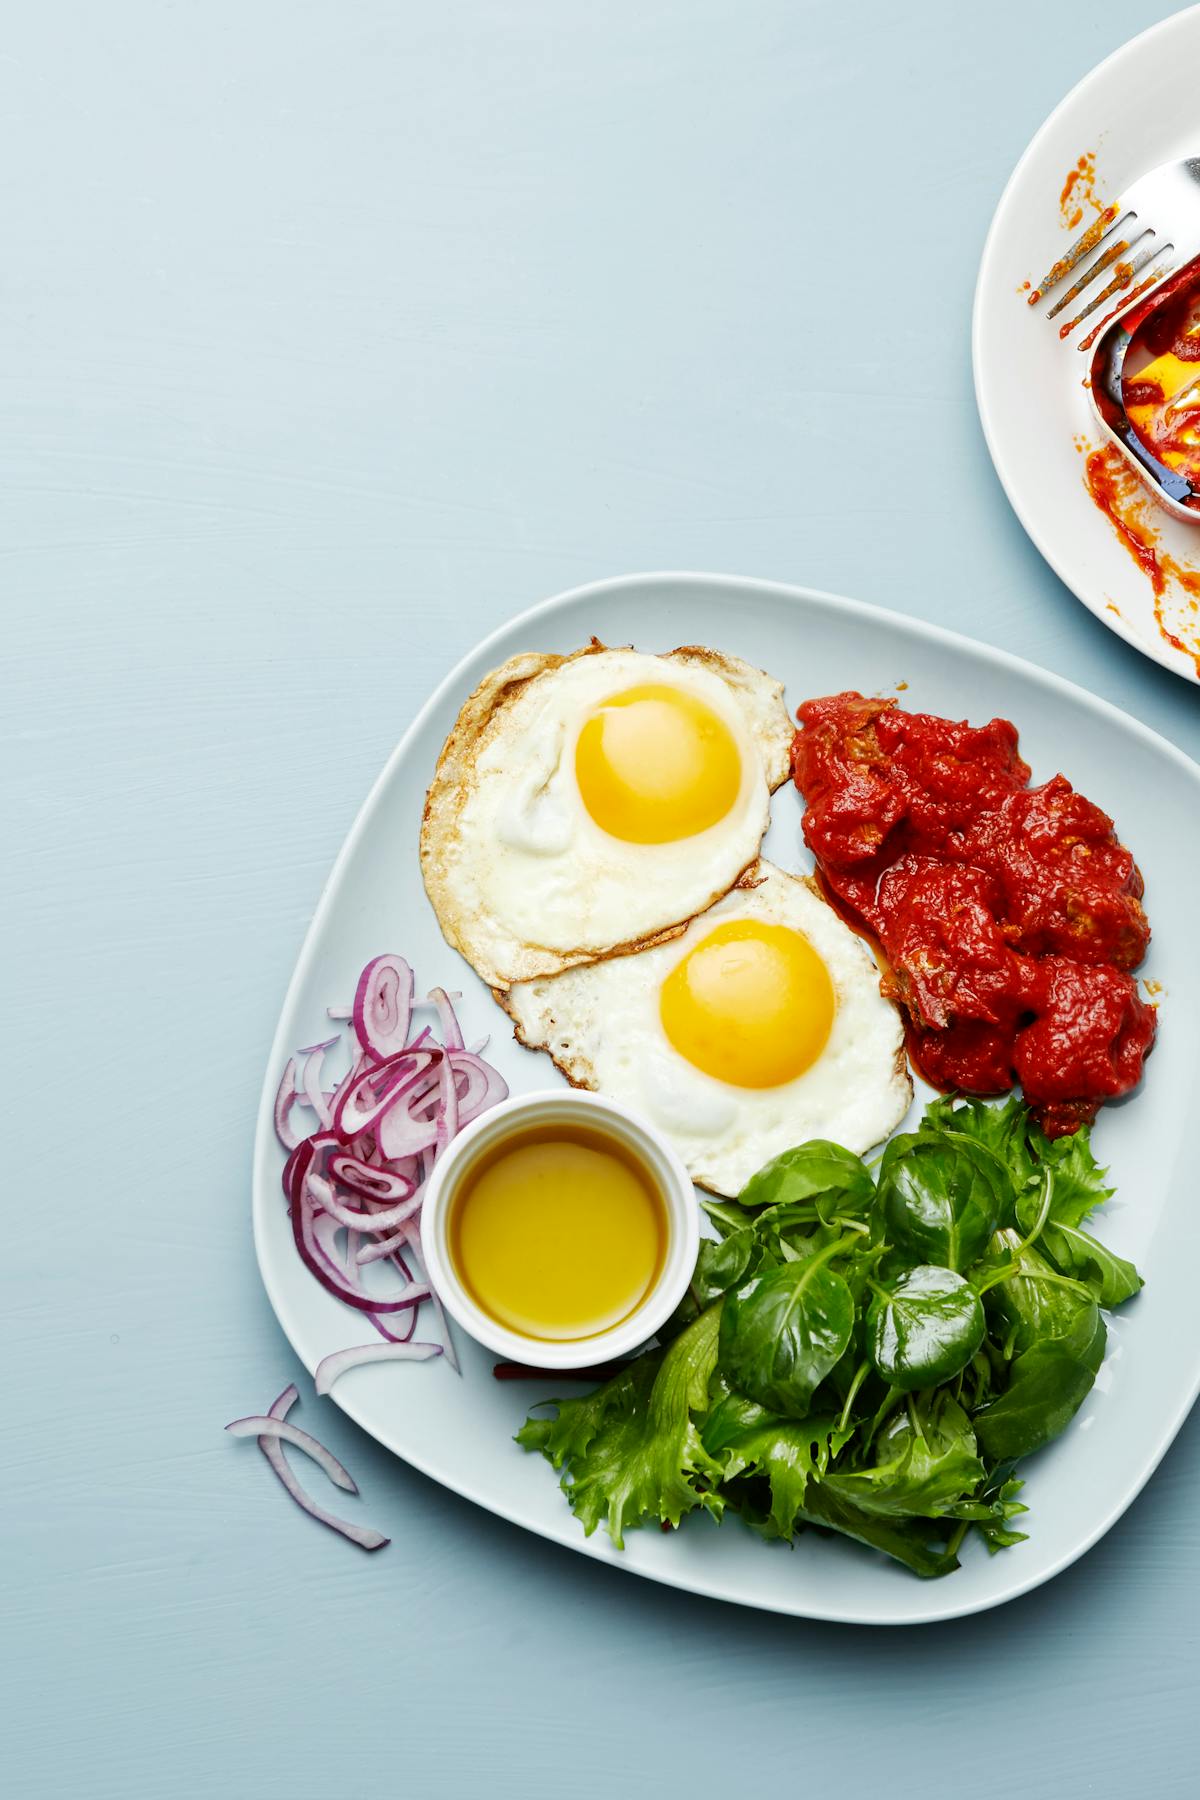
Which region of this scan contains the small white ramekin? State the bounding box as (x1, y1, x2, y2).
(420, 1088, 699, 1368)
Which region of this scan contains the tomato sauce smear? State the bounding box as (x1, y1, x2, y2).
(792, 693, 1156, 1137)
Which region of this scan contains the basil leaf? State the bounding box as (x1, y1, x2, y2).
(719, 1256, 855, 1418)
(878, 1130, 1010, 1269)
(974, 1302, 1106, 1461)
(515, 1304, 725, 1547)
(867, 1265, 986, 1391)
(701, 1391, 851, 1538)
(739, 1140, 875, 1223)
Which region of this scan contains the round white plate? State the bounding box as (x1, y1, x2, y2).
(254, 572, 1200, 1625)
(973, 5, 1200, 685)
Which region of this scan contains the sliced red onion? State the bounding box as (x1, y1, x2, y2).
(326, 1005, 352, 1020)
(353, 955, 414, 1060)
(241, 1385, 390, 1553)
(266, 1382, 298, 1421)
(435, 1052, 459, 1152)
(278, 954, 508, 1376)
(333, 1047, 439, 1141)
(355, 1218, 424, 1264)
(314, 1340, 442, 1395)
(446, 1049, 508, 1120)
(329, 1153, 416, 1203)
(274, 1058, 301, 1151)
(305, 1168, 424, 1235)
(327, 1049, 366, 1120)
(226, 1416, 359, 1493)
(299, 1037, 339, 1128)
(291, 1175, 429, 1314)
(427, 987, 465, 1051)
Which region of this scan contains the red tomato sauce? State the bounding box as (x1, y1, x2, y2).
(792, 693, 1156, 1136)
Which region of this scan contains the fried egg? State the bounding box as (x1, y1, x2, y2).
(420, 643, 792, 989)
(502, 861, 912, 1196)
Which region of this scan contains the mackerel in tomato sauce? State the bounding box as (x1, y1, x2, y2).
(791, 693, 1156, 1137)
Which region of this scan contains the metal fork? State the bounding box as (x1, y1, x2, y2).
(1029, 155, 1200, 348)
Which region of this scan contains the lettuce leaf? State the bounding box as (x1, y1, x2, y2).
(516, 1305, 726, 1548)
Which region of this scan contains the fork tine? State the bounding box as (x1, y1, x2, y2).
(1045, 233, 1135, 319)
(1060, 241, 1172, 341)
(1028, 203, 1128, 304)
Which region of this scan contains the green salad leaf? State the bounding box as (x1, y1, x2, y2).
(817, 1393, 984, 1520)
(718, 1246, 856, 1417)
(701, 1388, 852, 1539)
(518, 1095, 1141, 1579)
(738, 1140, 876, 1224)
(1013, 1186, 1141, 1306)
(974, 1300, 1107, 1461)
(515, 1304, 725, 1548)
(867, 1265, 986, 1391)
(878, 1129, 1011, 1269)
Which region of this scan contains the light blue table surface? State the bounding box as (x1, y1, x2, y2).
(7, 4, 1199, 1795)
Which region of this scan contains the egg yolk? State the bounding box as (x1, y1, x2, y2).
(574, 683, 742, 844)
(659, 919, 835, 1088)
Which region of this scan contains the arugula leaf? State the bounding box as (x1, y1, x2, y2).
(515, 1305, 726, 1547)
(817, 1394, 984, 1520)
(982, 1233, 1094, 1355)
(1013, 1186, 1141, 1306)
(701, 1390, 852, 1538)
(1026, 1122, 1114, 1228)
(923, 1098, 1113, 1231)
(1039, 1222, 1141, 1307)
(739, 1140, 875, 1223)
(867, 1265, 986, 1391)
(719, 1248, 856, 1417)
(945, 1470, 1029, 1552)
(974, 1301, 1106, 1461)
(878, 1129, 1011, 1269)
(701, 1197, 758, 1240)
(921, 1094, 1035, 1188)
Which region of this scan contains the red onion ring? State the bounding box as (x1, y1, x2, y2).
(226, 1416, 359, 1492)
(314, 1340, 442, 1395)
(353, 955, 414, 1060)
(333, 1047, 439, 1141)
(278, 954, 508, 1372)
(298, 1038, 339, 1128)
(328, 1153, 416, 1203)
(241, 1382, 389, 1553)
(304, 1168, 425, 1235)
(274, 1058, 301, 1150)
(427, 986, 465, 1051)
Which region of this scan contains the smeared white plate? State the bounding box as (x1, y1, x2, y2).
(973, 5, 1200, 684)
(254, 573, 1199, 1625)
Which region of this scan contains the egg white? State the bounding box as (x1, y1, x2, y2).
(420, 644, 791, 989)
(502, 860, 913, 1196)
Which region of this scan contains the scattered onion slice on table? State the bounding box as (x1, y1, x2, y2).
(232, 1382, 390, 1553)
(273, 955, 508, 1367)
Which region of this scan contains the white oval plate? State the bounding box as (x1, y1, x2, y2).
(254, 572, 1200, 1625)
(973, 5, 1200, 685)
